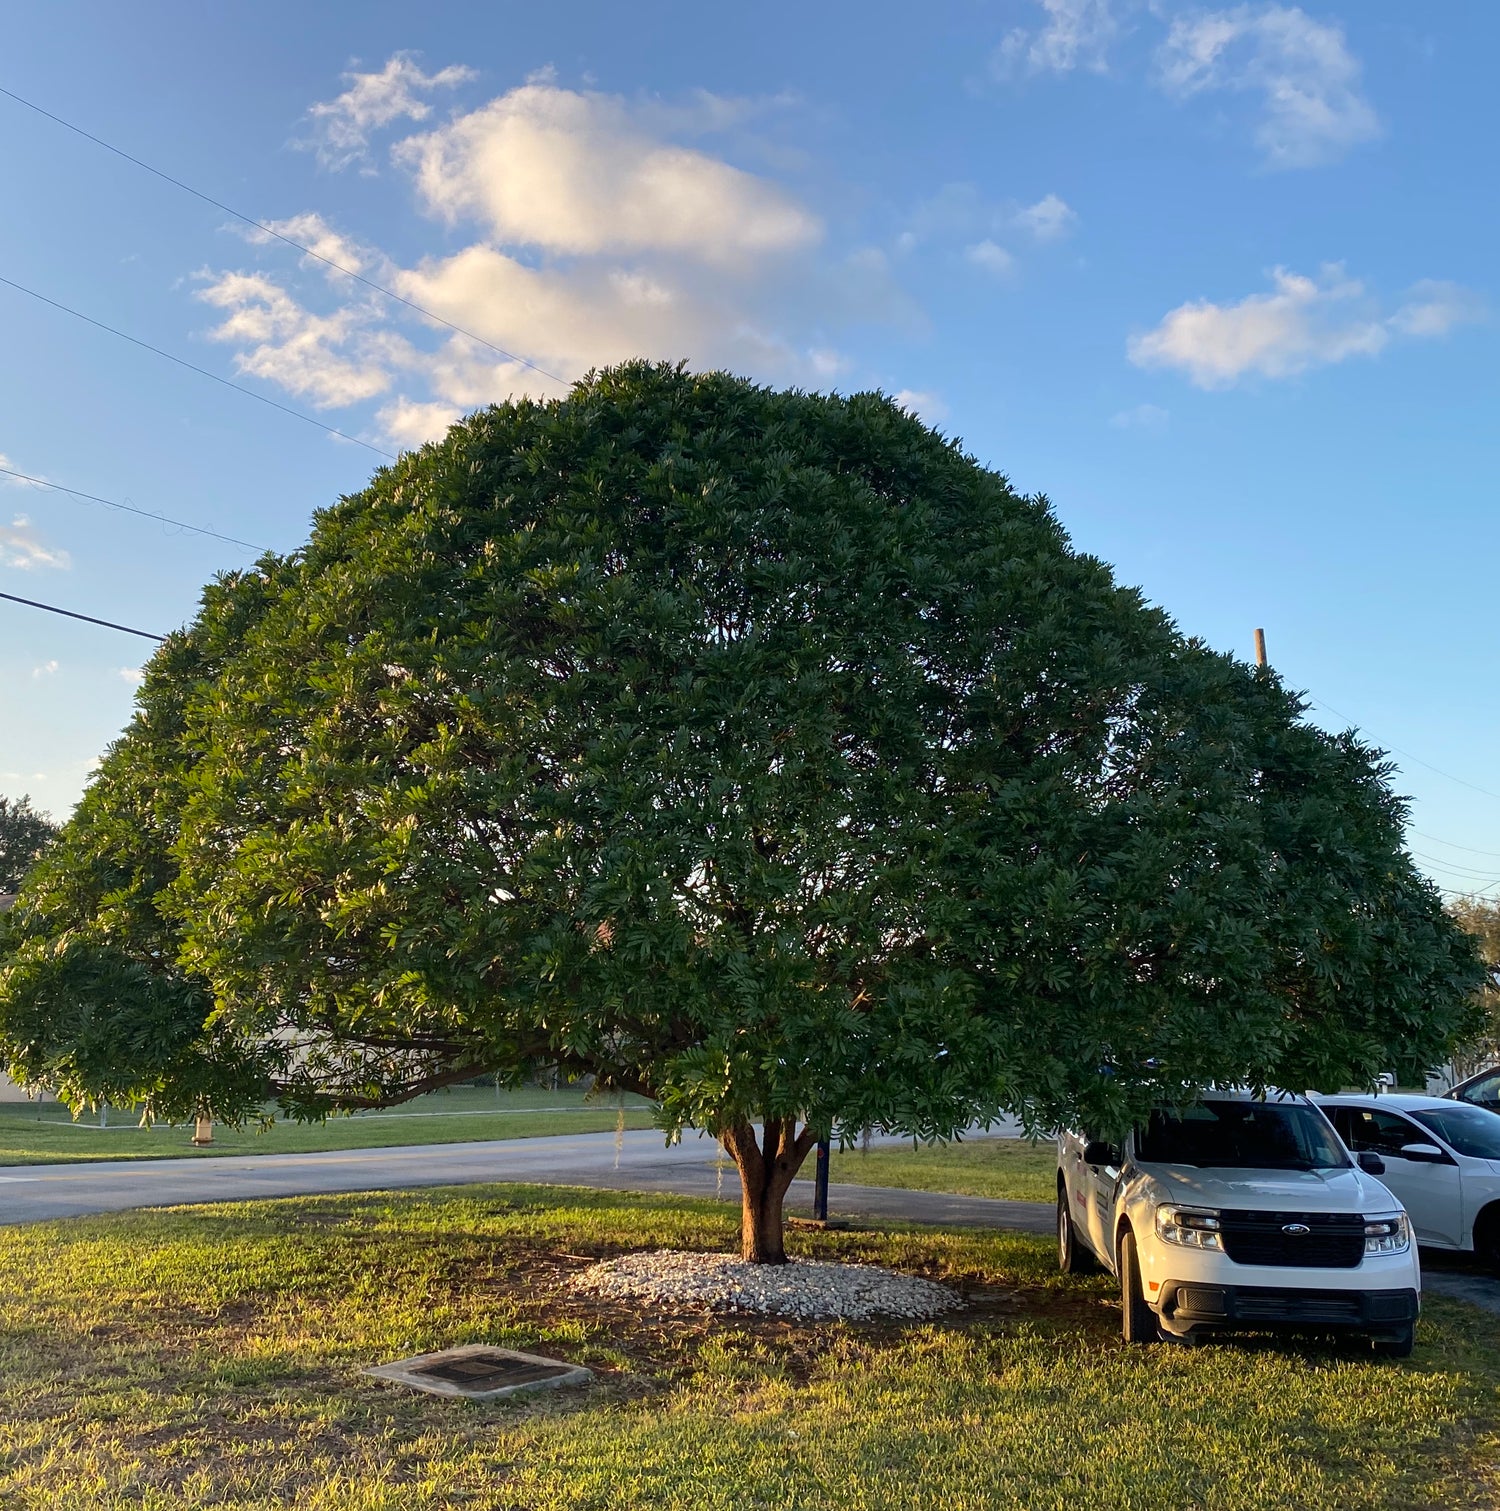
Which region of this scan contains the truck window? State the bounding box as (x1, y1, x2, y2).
(1136, 1101, 1351, 1171)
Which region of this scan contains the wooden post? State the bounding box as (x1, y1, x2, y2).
(1254, 628, 1268, 668)
(812, 1137, 830, 1222)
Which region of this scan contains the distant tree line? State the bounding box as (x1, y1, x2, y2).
(0, 796, 58, 894)
(1450, 898, 1500, 1076)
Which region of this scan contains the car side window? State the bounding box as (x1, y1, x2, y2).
(1463, 1072, 1500, 1106)
(1326, 1106, 1357, 1147)
(1339, 1106, 1426, 1157)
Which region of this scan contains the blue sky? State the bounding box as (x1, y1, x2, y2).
(1, 1, 1497, 899)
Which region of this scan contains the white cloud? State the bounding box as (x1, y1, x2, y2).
(394, 82, 821, 266)
(117, 666, 144, 685)
(1109, 402, 1170, 428)
(376, 397, 468, 451)
(197, 272, 401, 408)
(1388, 280, 1487, 338)
(304, 53, 476, 170)
(0, 515, 70, 570)
(996, 0, 1120, 76)
(244, 213, 373, 278)
(197, 72, 902, 450)
(966, 240, 1017, 278)
(0, 453, 45, 487)
(891, 389, 948, 423)
(31, 660, 58, 679)
(900, 185, 1077, 263)
(1128, 265, 1481, 388)
(1013, 193, 1078, 242)
(1156, 5, 1378, 168)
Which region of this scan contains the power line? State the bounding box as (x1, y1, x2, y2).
(1303, 693, 1500, 873)
(0, 273, 397, 461)
(1306, 693, 1500, 805)
(0, 83, 568, 388)
(1409, 851, 1500, 882)
(1439, 879, 1500, 903)
(0, 464, 265, 553)
(0, 590, 165, 641)
(1412, 831, 1500, 861)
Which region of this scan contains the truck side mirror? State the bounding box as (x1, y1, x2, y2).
(1082, 1140, 1121, 1168)
(1357, 1150, 1386, 1176)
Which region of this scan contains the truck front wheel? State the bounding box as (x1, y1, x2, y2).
(1370, 1323, 1415, 1359)
(1119, 1229, 1161, 1345)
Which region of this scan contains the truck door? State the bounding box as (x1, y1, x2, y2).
(1080, 1134, 1125, 1269)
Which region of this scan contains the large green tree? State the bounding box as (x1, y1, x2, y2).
(0, 365, 1483, 1261)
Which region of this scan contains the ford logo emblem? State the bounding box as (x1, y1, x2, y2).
(1281, 1223, 1311, 1235)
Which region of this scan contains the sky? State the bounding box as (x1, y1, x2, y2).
(1, 0, 1497, 901)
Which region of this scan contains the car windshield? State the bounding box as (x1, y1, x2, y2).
(1136, 1100, 1350, 1171)
(1412, 1105, 1500, 1161)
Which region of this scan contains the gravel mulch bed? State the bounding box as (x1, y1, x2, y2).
(570, 1249, 964, 1321)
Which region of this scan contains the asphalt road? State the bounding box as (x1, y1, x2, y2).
(0, 1126, 1492, 1314)
(0, 1125, 1048, 1229)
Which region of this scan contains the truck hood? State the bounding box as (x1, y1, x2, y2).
(1140, 1163, 1395, 1213)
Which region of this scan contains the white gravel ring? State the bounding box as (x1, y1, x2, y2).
(570, 1249, 963, 1321)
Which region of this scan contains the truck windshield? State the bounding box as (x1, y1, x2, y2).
(1136, 1101, 1350, 1171)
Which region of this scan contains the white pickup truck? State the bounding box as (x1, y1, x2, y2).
(1057, 1087, 1421, 1354)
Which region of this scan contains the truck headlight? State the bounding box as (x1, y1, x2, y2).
(1154, 1205, 1223, 1251)
(1364, 1213, 1410, 1255)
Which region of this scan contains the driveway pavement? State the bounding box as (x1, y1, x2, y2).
(0, 1126, 1492, 1314)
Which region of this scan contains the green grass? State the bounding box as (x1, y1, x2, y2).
(0, 1184, 1495, 1509)
(0, 1084, 657, 1166)
(830, 1135, 1057, 1202)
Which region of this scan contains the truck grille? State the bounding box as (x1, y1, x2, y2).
(1233, 1288, 1365, 1322)
(1218, 1210, 1364, 1269)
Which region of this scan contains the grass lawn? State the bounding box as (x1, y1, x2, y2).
(0, 1085, 657, 1166)
(0, 1186, 1496, 1509)
(830, 1135, 1057, 1202)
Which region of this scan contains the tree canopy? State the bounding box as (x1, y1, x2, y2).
(0, 795, 58, 894)
(0, 363, 1483, 1260)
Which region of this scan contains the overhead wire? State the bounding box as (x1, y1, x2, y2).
(1305, 692, 1500, 805)
(0, 83, 568, 388)
(1411, 831, 1500, 861)
(0, 463, 266, 554)
(0, 590, 165, 641)
(1438, 879, 1500, 902)
(0, 273, 398, 461)
(1409, 851, 1500, 882)
(1302, 693, 1500, 891)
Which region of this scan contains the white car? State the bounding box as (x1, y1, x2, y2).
(1314, 1093, 1500, 1267)
(1058, 1088, 1421, 1354)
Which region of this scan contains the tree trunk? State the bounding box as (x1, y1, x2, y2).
(722, 1117, 819, 1264)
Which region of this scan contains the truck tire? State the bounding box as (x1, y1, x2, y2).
(1370, 1323, 1415, 1359)
(1119, 1229, 1161, 1345)
(1058, 1186, 1099, 1274)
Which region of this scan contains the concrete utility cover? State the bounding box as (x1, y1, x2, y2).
(365, 1345, 592, 1401)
